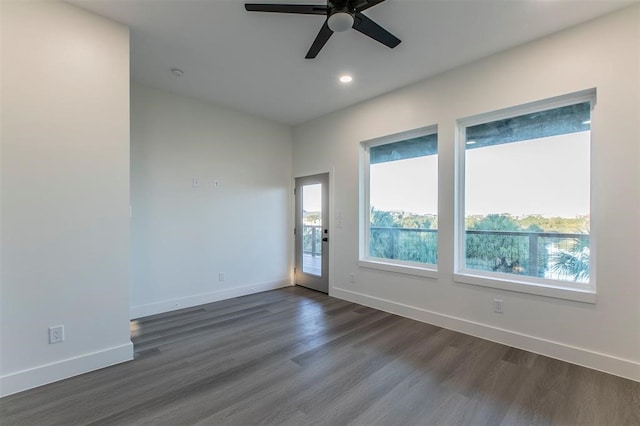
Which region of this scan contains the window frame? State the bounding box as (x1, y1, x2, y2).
(454, 89, 597, 303)
(359, 125, 438, 278)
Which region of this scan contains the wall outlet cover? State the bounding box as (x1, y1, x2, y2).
(48, 325, 65, 344)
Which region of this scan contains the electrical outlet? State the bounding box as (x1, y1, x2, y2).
(219, 272, 225, 282)
(192, 178, 200, 188)
(349, 273, 356, 283)
(213, 180, 221, 189)
(493, 299, 504, 314)
(49, 325, 64, 344)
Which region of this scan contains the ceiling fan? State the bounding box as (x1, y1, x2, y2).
(245, 0, 401, 59)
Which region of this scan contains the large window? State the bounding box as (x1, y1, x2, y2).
(456, 91, 595, 301)
(361, 127, 438, 275)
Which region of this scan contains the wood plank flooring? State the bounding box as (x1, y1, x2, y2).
(2, 286, 639, 425)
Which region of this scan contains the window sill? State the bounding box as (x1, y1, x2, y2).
(453, 272, 596, 303)
(359, 259, 438, 279)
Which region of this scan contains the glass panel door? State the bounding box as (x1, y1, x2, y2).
(295, 173, 329, 293)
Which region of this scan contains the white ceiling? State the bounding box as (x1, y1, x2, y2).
(70, 0, 636, 125)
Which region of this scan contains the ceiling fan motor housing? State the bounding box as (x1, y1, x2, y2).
(327, 0, 355, 32)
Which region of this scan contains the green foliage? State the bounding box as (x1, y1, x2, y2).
(466, 213, 589, 234)
(370, 207, 395, 228)
(517, 214, 589, 234)
(465, 214, 589, 278)
(370, 207, 437, 229)
(468, 214, 520, 231)
(551, 246, 590, 283)
(368, 209, 589, 281)
(303, 211, 321, 225)
(465, 233, 528, 274)
(465, 214, 527, 274)
(369, 207, 437, 264)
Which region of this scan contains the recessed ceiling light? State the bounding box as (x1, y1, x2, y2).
(339, 74, 353, 84)
(171, 68, 184, 77)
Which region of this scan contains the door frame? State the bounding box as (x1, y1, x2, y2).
(294, 172, 330, 293)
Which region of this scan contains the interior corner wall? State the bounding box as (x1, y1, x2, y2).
(292, 5, 640, 381)
(130, 84, 293, 319)
(0, 1, 133, 396)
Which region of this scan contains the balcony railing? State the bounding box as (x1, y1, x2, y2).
(302, 225, 323, 276)
(370, 226, 438, 264)
(304, 225, 590, 283)
(302, 225, 323, 257)
(369, 226, 589, 283)
(464, 229, 589, 281)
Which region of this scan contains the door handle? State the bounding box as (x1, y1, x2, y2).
(322, 237, 328, 242)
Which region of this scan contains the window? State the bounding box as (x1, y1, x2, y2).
(455, 90, 595, 302)
(361, 127, 438, 276)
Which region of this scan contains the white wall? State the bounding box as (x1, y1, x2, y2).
(293, 5, 640, 380)
(130, 84, 292, 318)
(1, 1, 133, 396)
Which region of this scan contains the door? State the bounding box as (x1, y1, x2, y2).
(295, 173, 329, 293)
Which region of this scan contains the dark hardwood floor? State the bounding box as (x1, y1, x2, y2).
(2, 286, 639, 425)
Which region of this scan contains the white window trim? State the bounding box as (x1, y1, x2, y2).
(454, 89, 597, 303)
(360, 125, 438, 277)
(359, 259, 438, 279)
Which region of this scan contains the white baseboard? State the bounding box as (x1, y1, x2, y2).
(331, 287, 640, 382)
(130, 279, 292, 319)
(0, 342, 134, 397)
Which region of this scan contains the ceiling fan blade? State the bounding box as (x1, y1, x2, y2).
(352, 12, 400, 49)
(305, 21, 334, 58)
(245, 3, 327, 15)
(353, 0, 386, 13)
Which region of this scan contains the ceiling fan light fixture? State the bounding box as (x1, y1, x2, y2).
(327, 11, 354, 32)
(245, 0, 401, 58)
